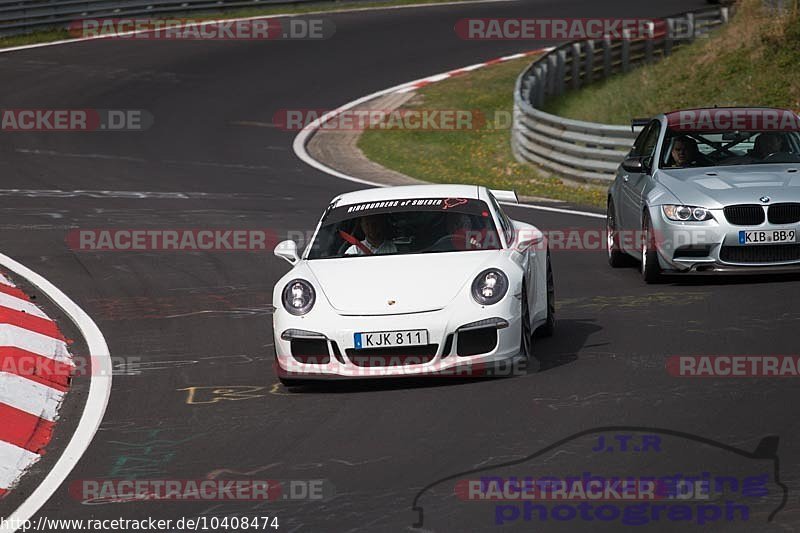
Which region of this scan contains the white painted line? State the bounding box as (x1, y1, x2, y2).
(503, 202, 606, 219)
(0, 253, 110, 533)
(459, 63, 488, 72)
(421, 73, 450, 83)
(500, 53, 527, 60)
(292, 47, 602, 220)
(0, 0, 516, 55)
(0, 293, 49, 319)
(395, 85, 422, 94)
(0, 441, 39, 490)
(0, 325, 73, 365)
(0, 372, 64, 421)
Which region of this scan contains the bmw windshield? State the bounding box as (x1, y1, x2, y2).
(660, 109, 800, 168)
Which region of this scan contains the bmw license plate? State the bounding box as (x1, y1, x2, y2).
(739, 229, 797, 245)
(354, 329, 428, 349)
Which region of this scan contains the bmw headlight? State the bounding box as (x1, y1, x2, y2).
(471, 269, 509, 306)
(282, 279, 316, 316)
(662, 205, 713, 222)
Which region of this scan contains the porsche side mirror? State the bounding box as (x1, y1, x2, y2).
(622, 156, 644, 173)
(514, 228, 545, 252)
(274, 240, 300, 265)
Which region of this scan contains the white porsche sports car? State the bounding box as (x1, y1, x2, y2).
(271, 184, 554, 385)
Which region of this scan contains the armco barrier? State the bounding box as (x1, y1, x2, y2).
(512, 7, 731, 183)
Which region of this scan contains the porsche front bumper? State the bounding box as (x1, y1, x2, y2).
(272, 299, 525, 379)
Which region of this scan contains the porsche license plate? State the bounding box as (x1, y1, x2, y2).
(738, 229, 796, 245)
(354, 329, 428, 349)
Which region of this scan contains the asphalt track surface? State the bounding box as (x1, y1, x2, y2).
(3, 0, 800, 531)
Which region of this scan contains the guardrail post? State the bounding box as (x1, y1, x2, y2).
(664, 18, 674, 56)
(535, 64, 546, 106)
(602, 37, 611, 79)
(721, 7, 729, 23)
(686, 13, 695, 41)
(555, 49, 566, 95)
(644, 22, 654, 64)
(570, 42, 582, 90)
(584, 40, 595, 84)
(621, 30, 630, 73)
(547, 54, 557, 97)
(534, 66, 545, 107)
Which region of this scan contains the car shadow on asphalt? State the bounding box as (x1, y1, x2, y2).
(532, 318, 603, 373)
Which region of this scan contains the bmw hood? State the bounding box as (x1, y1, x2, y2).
(655, 164, 800, 208)
(306, 252, 499, 315)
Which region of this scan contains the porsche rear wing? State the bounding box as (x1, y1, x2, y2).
(489, 189, 519, 203)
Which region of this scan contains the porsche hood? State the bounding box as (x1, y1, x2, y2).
(305, 252, 501, 315)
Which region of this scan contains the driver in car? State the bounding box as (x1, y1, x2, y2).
(666, 136, 711, 168)
(344, 215, 398, 255)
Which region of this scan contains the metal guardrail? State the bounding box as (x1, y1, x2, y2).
(512, 7, 731, 183)
(0, 0, 365, 36)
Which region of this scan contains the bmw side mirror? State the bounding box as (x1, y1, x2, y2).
(622, 156, 644, 173)
(274, 240, 300, 265)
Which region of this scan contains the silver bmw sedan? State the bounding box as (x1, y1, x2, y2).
(607, 107, 800, 282)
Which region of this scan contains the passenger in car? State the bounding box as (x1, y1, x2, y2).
(446, 213, 482, 250)
(752, 132, 786, 159)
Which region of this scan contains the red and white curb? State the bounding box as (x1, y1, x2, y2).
(0, 273, 74, 500)
(393, 49, 553, 94)
(0, 252, 110, 533)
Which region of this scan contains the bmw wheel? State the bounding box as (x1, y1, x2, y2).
(607, 198, 631, 267)
(641, 211, 663, 284)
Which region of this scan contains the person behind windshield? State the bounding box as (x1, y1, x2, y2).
(446, 213, 482, 250)
(753, 132, 785, 159)
(666, 136, 710, 168)
(344, 215, 398, 255)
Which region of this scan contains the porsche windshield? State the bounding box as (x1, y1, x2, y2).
(659, 129, 800, 169)
(306, 198, 502, 259)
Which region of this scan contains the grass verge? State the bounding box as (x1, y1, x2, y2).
(0, 0, 487, 49)
(543, 0, 800, 124)
(357, 56, 607, 209)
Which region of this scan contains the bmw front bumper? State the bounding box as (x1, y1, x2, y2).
(649, 206, 800, 273)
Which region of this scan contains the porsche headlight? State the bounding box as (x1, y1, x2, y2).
(471, 269, 508, 306)
(282, 279, 316, 316)
(662, 205, 713, 222)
